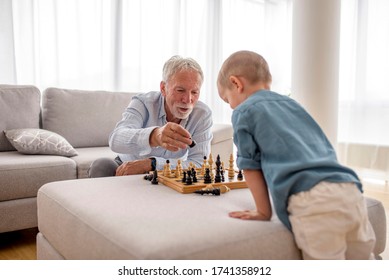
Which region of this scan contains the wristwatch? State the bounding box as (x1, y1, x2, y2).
(150, 157, 156, 171)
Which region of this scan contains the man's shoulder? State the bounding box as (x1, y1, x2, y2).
(133, 91, 161, 102)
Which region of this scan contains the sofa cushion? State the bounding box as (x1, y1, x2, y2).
(0, 151, 77, 201)
(0, 85, 41, 151)
(42, 88, 136, 148)
(4, 128, 78, 157)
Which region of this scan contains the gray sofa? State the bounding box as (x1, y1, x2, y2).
(0, 85, 234, 233)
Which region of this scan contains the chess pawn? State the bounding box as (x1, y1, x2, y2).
(228, 154, 235, 179)
(208, 153, 214, 170)
(177, 159, 183, 175)
(175, 165, 180, 178)
(165, 160, 172, 177)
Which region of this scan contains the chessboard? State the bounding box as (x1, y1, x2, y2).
(145, 153, 248, 194)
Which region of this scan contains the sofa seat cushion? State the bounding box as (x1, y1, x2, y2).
(37, 175, 301, 260)
(0, 152, 77, 201)
(0, 85, 41, 151)
(71, 147, 117, 178)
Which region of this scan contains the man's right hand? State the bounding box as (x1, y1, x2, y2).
(150, 122, 192, 152)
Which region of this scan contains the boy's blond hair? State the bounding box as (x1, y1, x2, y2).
(218, 50, 272, 89)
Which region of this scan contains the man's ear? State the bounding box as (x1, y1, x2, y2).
(229, 76, 244, 93)
(160, 81, 167, 96)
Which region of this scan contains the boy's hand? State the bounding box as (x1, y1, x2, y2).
(229, 210, 270, 221)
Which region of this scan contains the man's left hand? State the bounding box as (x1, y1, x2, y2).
(115, 159, 151, 176)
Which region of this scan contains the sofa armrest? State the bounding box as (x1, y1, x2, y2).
(211, 123, 234, 163)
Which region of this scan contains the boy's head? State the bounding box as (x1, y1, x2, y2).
(217, 50, 272, 109)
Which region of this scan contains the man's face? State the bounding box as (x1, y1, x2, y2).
(161, 69, 202, 122)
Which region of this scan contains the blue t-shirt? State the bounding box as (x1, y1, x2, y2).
(232, 90, 362, 229)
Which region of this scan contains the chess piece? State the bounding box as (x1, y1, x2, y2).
(214, 154, 222, 183)
(202, 184, 230, 194)
(175, 165, 180, 178)
(164, 160, 171, 177)
(143, 174, 153, 181)
(203, 168, 212, 184)
(228, 154, 235, 179)
(177, 159, 183, 175)
(151, 170, 159, 185)
(194, 188, 221, 196)
(237, 170, 243, 180)
(208, 153, 214, 170)
(189, 139, 196, 148)
(186, 170, 193, 185)
(182, 171, 187, 183)
(201, 156, 207, 176)
(192, 168, 198, 183)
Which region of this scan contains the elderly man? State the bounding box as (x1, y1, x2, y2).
(89, 55, 213, 177)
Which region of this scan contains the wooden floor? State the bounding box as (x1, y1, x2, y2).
(0, 180, 388, 260)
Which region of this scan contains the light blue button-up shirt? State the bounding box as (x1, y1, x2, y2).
(109, 91, 213, 170)
(232, 90, 362, 230)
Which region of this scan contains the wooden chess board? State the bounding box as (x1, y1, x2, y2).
(155, 169, 247, 194)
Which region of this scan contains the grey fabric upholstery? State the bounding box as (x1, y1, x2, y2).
(0, 151, 76, 202)
(42, 88, 136, 148)
(0, 85, 234, 233)
(0, 85, 41, 151)
(37, 175, 386, 260)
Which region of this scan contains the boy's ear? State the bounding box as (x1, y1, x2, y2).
(229, 76, 244, 93)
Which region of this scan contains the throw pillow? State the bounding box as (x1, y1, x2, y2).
(4, 128, 78, 157)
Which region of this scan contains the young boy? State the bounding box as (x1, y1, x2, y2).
(217, 50, 376, 260)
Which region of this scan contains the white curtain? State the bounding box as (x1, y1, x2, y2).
(1, 0, 292, 124)
(338, 0, 389, 182)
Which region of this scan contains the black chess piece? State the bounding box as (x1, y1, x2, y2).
(194, 188, 221, 196)
(151, 170, 158, 185)
(182, 171, 187, 183)
(237, 170, 243, 180)
(144, 174, 153, 181)
(203, 168, 212, 184)
(186, 170, 193, 185)
(192, 168, 198, 183)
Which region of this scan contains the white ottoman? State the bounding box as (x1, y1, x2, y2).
(36, 175, 386, 259)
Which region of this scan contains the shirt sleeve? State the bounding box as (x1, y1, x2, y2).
(109, 97, 155, 155)
(232, 109, 262, 170)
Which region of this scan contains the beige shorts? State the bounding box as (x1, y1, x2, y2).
(287, 181, 376, 260)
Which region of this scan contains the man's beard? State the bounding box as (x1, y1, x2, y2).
(172, 103, 193, 119)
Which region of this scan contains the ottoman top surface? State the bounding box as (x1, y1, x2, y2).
(38, 175, 297, 259)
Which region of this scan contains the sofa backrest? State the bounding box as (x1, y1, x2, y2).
(42, 88, 136, 148)
(0, 85, 41, 151)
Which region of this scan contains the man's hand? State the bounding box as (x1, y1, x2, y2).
(115, 159, 151, 176)
(150, 122, 192, 152)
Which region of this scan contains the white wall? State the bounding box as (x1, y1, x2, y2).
(291, 0, 341, 148)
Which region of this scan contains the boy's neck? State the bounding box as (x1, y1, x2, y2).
(244, 81, 270, 96)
